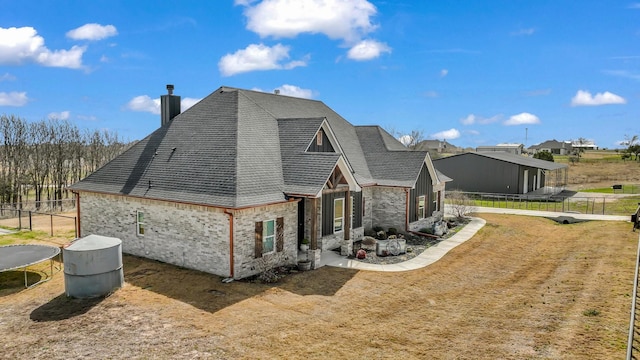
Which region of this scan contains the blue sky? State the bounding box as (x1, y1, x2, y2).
(0, 0, 638, 149)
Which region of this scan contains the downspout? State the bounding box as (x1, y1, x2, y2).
(75, 191, 81, 238)
(405, 188, 410, 232)
(224, 210, 234, 278)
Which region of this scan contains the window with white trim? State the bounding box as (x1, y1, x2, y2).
(136, 211, 145, 236)
(317, 129, 323, 146)
(263, 219, 275, 254)
(417, 195, 426, 219)
(334, 198, 344, 233)
(433, 191, 440, 211)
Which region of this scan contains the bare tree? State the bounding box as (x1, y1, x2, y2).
(446, 190, 476, 219)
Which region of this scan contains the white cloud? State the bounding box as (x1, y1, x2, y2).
(460, 114, 476, 125)
(347, 39, 391, 61)
(0, 91, 28, 106)
(0, 73, 16, 81)
(0, 27, 85, 68)
(570, 90, 626, 106)
(48, 111, 70, 120)
(628, 3, 640, 9)
(460, 114, 501, 125)
(440, 69, 448, 77)
(126, 95, 201, 115)
(430, 128, 460, 140)
(603, 70, 640, 81)
(504, 112, 540, 126)
(180, 97, 201, 111)
(218, 43, 307, 76)
(275, 84, 314, 98)
(239, 0, 378, 42)
(127, 95, 161, 114)
(398, 135, 412, 146)
(510, 28, 536, 36)
(66, 23, 118, 41)
(423, 91, 438, 98)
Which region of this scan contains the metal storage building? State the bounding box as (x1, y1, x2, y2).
(433, 152, 568, 195)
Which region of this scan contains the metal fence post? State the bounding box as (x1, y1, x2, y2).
(18, 209, 21, 230)
(29, 211, 32, 231)
(50, 214, 53, 236)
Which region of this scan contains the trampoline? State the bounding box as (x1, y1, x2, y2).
(0, 244, 61, 288)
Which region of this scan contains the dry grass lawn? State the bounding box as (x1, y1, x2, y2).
(0, 214, 636, 359)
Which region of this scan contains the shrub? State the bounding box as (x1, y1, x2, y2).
(372, 225, 384, 233)
(364, 229, 377, 237)
(447, 190, 476, 220)
(387, 227, 398, 236)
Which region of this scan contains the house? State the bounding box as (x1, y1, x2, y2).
(433, 152, 568, 195)
(70, 86, 449, 279)
(415, 139, 461, 154)
(476, 143, 524, 155)
(528, 139, 573, 155)
(571, 139, 598, 150)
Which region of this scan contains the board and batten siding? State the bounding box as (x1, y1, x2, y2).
(435, 154, 522, 194)
(409, 163, 434, 222)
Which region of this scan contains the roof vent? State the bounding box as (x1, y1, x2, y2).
(274, 89, 280, 95)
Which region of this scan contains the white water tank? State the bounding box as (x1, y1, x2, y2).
(63, 234, 123, 298)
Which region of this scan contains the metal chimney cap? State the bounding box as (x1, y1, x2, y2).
(274, 89, 280, 95)
(166, 84, 174, 95)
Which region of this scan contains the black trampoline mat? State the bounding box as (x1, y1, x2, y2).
(0, 244, 60, 271)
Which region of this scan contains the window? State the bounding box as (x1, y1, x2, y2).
(317, 130, 323, 146)
(263, 219, 275, 254)
(417, 195, 426, 219)
(433, 191, 440, 211)
(136, 211, 145, 236)
(334, 198, 344, 232)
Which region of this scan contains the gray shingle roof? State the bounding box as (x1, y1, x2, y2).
(355, 126, 429, 187)
(278, 118, 341, 196)
(71, 86, 436, 207)
(438, 151, 568, 171)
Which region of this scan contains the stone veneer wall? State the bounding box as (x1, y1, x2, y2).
(370, 186, 407, 231)
(79, 192, 298, 279)
(362, 187, 374, 230)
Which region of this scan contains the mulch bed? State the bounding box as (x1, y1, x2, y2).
(347, 218, 471, 265)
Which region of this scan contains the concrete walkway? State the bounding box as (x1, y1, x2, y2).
(321, 217, 486, 271)
(322, 207, 630, 272)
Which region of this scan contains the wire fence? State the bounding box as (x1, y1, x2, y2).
(447, 191, 640, 216)
(0, 206, 77, 238)
(0, 198, 76, 214)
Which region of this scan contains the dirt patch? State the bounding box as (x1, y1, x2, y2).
(0, 214, 635, 359)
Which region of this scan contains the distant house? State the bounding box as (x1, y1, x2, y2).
(571, 139, 598, 150)
(415, 139, 461, 154)
(70, 86, 449, 279)
(476, 143, 524, 155)
(528, 140, 573, 155)
(433, 152, 568, 195)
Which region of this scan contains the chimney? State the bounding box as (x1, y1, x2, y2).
(274, 89, 280, 95)
(161, 84, 181, 126)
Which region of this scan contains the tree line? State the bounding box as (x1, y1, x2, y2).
(0, 114, 133, 209)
